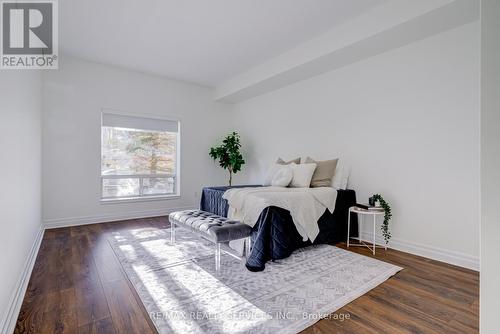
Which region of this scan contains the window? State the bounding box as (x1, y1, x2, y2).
(101, 112, 180, 200)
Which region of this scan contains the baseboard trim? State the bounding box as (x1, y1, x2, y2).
(1, 225, 45, 334)
(44, 206, 195, 229)
(358, 231, 479, 271)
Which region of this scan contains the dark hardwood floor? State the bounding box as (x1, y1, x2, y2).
(15, 217, 479, 334)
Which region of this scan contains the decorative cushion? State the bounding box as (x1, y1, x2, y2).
(289, 162, 317, 188)
(169, 210, 252, 243)
(270, 165, 293, 187)
(263, 163, 281, 185)
(305, 157, 339, 187)
(276, 157, 301, 165)
(332, 161, 351, 190)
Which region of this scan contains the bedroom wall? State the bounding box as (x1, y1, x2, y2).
(0, 71, 43, 332)
(231, 22, 480, 269)
(42, 57, 233, 227)
(481, 0, 500, 331)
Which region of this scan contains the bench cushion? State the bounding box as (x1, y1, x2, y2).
(169, 210, 252, 243)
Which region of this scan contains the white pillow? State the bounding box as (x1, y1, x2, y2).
(270, 166, 293, 187)
(332, 161, 351, 190)
(263, 164, 281, 185)
(289, 163, 317, 188)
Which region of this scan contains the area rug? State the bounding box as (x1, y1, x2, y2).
(109, 227, 402, 334)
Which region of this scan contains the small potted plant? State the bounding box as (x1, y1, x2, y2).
(209, 132, 245, 186)
(369, 194, 392, 244)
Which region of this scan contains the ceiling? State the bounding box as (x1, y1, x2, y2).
(60, 0, 387, 87)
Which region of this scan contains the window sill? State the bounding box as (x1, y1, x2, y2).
(100, 194, 180, 204)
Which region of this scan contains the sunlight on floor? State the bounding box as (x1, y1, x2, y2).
(132, 253, 269, 333)
(115, 228, 269, 333)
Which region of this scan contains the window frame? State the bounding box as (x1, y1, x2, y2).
(99, 109, 181, 203)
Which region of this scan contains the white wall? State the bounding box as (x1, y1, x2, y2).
(232, 22, 480, 269)
(481, 0, 500, 332)
(0, 72, 43, 332)
(42, 57, 233, 227)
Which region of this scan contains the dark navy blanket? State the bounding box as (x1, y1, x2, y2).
(200, 185, 358, 271)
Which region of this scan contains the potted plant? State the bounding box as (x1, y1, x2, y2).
(209, 132, 245, 186)
(369, 194, 392, 244)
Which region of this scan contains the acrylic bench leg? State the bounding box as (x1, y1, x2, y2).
(170, 222, 175, 244)
(215, 243, 221, 273)
(245, 237, 252, 259)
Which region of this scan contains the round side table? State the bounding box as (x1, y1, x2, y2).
(347, 206, 386, 255)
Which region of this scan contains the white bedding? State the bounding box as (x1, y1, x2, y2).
(222, 186, 337, 243)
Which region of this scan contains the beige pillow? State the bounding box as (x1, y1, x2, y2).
(305, 157, 339, 187)
(276, 157, 301, 165)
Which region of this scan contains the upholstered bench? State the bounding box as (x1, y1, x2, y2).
(168, 210, 252, 272)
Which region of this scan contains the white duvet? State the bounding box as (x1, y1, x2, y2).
(222, 186, 337, 243)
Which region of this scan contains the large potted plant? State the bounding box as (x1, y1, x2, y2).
(209, 132, 245, 186)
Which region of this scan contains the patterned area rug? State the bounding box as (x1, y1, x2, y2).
(109, 227, 402, 334)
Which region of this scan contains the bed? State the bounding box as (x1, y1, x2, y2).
(200, 185, 358, 271)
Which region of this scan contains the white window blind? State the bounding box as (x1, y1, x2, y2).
(102, 112, 179, 133)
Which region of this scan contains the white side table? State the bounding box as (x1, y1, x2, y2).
(347, 206, 386, 255)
